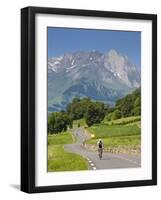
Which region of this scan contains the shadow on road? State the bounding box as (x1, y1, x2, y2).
(100, 158, 110, 160)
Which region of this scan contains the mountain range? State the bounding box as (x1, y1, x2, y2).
(48, 49, 140, 112)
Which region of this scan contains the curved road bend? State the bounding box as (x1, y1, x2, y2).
(64, 128, 141, 170)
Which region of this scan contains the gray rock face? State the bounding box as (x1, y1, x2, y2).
(48, 50, 140, 112)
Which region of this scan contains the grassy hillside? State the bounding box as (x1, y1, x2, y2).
(86, 135, 140, 147)
(103, 116, 141, 126)
(48, 131, 88, 172)
(48, 131, 73, 145)
(87, 124, 140, 138)
(85, 117, 141, 153)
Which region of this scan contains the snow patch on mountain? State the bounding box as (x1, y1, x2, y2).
(47, 49, 141, 112)
(48, 49, 140, 88)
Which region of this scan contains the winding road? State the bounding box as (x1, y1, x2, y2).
(64, 128, 141, 170)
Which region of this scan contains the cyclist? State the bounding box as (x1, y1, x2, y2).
(97, 139, 103, 159)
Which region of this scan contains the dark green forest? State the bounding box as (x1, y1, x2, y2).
(48, 88, 141, 134)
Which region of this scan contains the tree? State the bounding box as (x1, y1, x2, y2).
(72, 97, 81, 103)
(106, 112, 113, 121)
(48, 112, 73, 134)
(48, 112, 55, 133)
(134, 97, 141, 107)
(85, 102, 105, 126)
(111, 109, 122, 120)
(106, 88, 141, 120)
(66, 97, 103, 120)
(66, 97, 90, 120)
(132, 106, 141, 116)
(118, 95, 134, 117)
(132, 96, 141, 116)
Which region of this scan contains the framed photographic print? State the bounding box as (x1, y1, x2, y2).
(21, 6, 157, 193)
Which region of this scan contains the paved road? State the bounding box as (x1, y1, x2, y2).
(64, 128, 141, 170)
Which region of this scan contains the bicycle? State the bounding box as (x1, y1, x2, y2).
(98, 147, 103, 159)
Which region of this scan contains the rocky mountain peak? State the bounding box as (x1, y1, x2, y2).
(48, 49, 140, 112)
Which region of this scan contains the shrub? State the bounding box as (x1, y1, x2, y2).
(111, 109, 122, 120)
(106, 113, 113, 121)
(85, 102, 105, 126)
(132, 106, 141, 116)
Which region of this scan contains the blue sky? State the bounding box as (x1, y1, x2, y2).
(48, 27, 141, 67)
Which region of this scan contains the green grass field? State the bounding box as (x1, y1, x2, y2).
(48, 131, 88, 172)
(103, 116, 141, 126)
(48, 116, 141, 171)
(87, 124, 140, 138)
(86, 135, 141, 147)
(86, 116, 141, 149)
(48, 131, 73, 145)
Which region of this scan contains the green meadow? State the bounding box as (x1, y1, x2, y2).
(103, 116, 141, 126)
(86, 116, 141, 149)
(48, 131, 88, 172)
(47, 88, 141, 171)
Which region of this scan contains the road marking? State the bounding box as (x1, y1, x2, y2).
(66, 129, 141, 170)
(87, 159, 97, 170)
